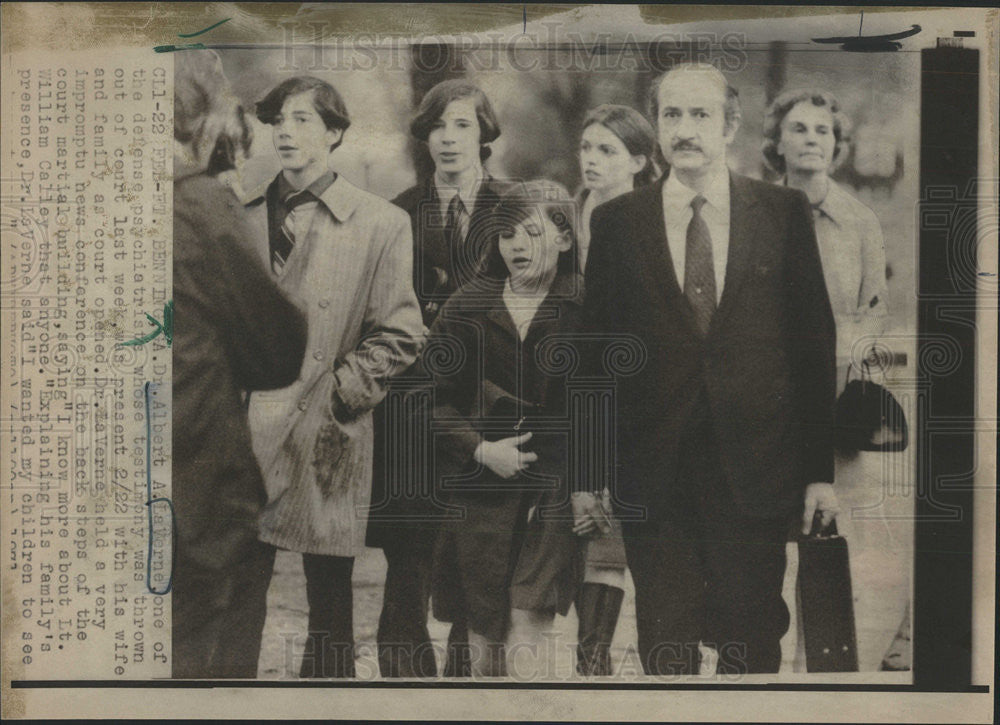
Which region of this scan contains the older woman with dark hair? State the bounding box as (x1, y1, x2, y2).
(172, 50, 307, 678)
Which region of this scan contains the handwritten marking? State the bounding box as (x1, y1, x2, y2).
(523, 5, 527, 34)
(119, 300, 173, 347)
(144, 382, 174, 595)
(153, 42, 206, 53)
(178, 17, 231, 38)
(154, 16, 230, 52)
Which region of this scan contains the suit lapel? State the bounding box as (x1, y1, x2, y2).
(636, 177, 684, 303)
(712, 173, 763, 331)
(410, 177, 447, 269)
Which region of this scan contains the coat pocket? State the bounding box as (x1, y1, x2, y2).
(311, 389, 371, 500)
(313, 414, 350, 498)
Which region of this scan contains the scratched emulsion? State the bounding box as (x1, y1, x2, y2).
(1, 48, 172, 680)
(0, 3, 938, 54)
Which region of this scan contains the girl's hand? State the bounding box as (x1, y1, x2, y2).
(571, 492, 604, 538)
(474, 433, 537, 479)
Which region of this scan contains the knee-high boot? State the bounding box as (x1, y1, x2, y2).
(575, 582, 625, 676)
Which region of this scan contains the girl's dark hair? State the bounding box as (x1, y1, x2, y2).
(255, 76, 351, 152)
(410, 79, 501, 163)
(581, 104, 660, 188)
(492, 180, 579, 277)
(762, 88, 851, 175)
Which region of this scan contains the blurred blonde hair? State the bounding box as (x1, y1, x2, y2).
(174, 50, 250, 172)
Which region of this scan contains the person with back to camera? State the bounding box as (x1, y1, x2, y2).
(427, 181, 587, 678)
(244, 75, 424, 679)
(172, 50, 308, 679)
(572, 103, 659, 676)
(368, 79, 513, 678)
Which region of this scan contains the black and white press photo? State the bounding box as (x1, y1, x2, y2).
(2, 2, 996, 722)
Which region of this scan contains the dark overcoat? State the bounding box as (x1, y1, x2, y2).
(427, 272, 586, 639)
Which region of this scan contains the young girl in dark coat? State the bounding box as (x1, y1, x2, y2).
(428, 180, 586, 678)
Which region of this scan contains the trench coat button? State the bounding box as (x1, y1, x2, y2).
(313, 350, 325, 361)
(318, 299, 330, 309)
(297, 400, 308, 411)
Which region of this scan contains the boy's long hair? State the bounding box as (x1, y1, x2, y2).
(255, 76, 351, 152)
(410, 79, 501, 163)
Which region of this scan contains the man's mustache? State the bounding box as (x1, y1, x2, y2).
(672, 142, 702, 152)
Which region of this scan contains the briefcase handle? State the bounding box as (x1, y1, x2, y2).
(844, 347, 885, 388)
(803, 511, 840, 540)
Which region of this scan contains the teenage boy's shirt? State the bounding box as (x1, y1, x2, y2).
(265, 169, 337, 269)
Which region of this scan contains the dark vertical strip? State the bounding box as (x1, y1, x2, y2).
(915, 45, 978, 690)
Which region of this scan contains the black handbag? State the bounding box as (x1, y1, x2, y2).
(834, 357, 908, 454)
(797, 519, 860, 672)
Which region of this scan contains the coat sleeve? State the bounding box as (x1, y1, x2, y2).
(423, 300, 484, 468)
(856, 206, 890, 333)
(333, 209, 426, 414)
(578, 202, 620, 494)
(581, 202, 618, 361)
(784, 190, 837, 484)
(180, 184, 307, 392)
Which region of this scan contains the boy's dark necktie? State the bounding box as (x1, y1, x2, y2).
(444, 193, 471, 279)
(272, 190, 315, 273)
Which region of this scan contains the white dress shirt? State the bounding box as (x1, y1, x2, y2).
(662, 169, 731, 303)
(503, 277, 547, 341)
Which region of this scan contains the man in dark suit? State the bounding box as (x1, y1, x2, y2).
(583, 63, 839, 675)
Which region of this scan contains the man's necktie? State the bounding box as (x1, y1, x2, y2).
(684, 194, 717, 336)
(272, 190, 314, 273)
(444, 193, 471, 280)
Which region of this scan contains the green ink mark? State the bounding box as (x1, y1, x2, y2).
(178, 18, 231, 38)
(154, 42, 207, 53)
(120, 300, 173, 347)
(154, 17, 230, 52)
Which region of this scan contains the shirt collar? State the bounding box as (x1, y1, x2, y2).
(434, 166, 485, 210)
(812, 179, 852, 227)
(663, 166, 730, 215)
(276, 168, 337, 203)
(264, 170, 358, 222)
(502, 270, 583, 305)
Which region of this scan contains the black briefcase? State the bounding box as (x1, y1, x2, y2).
(797, 520, 859, 672)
